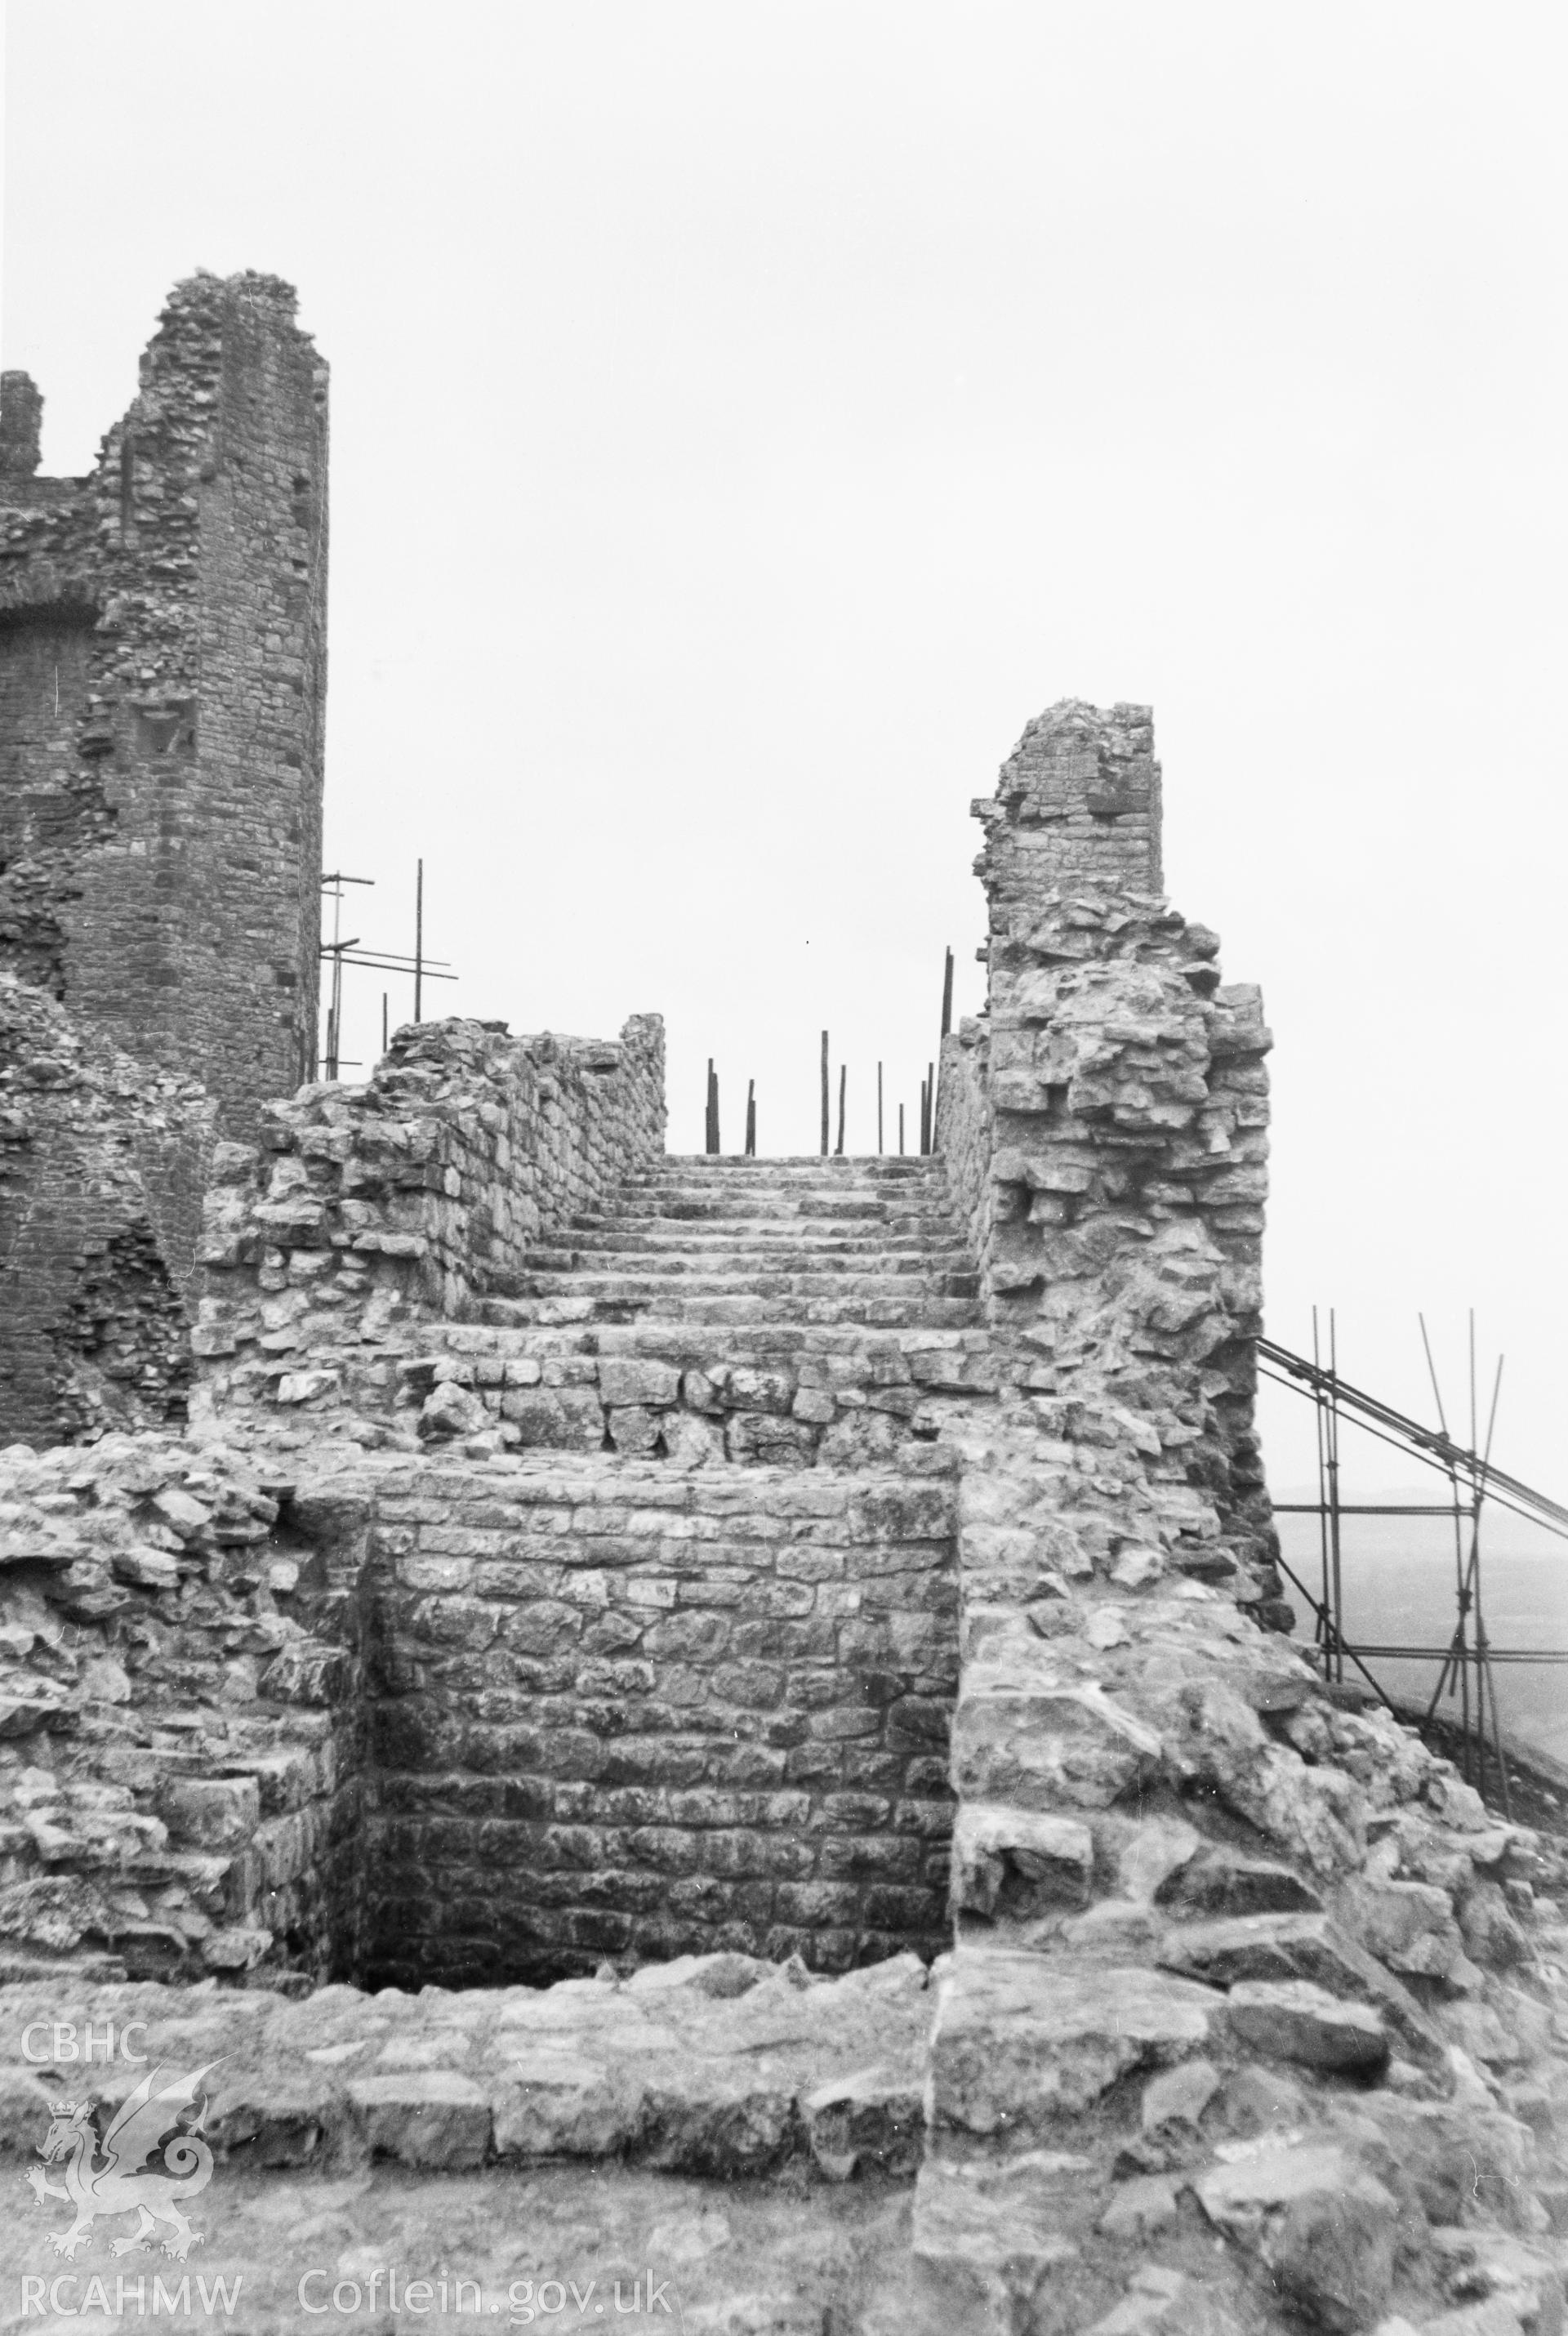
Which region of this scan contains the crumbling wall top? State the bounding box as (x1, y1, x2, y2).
(0, 372, 42, 480)
(974, 695, 1163, 909)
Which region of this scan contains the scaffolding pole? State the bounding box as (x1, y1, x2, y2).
(1260, 1320, 1560, 1816)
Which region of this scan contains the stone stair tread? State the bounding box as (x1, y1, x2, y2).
(523, 1250, 969, 1278)
(547, 1222, 955, 1244)
(384, 1448, 954, 1489)
(478, 1294, 982, 1328)
(614, 1205, 921, 1224)
(510, 1268, 977, 1291)
(632, 1178, 939, 1194)
(644, 1153, 942, 1172)
(541, 1218, 960, 1237)
(530, 1235, 958, 1250)
(430, 1322, 995, 1354)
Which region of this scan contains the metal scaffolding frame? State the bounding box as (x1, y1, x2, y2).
(318, 865, 458, 1080)
(1259, 1313, 1568, 1820)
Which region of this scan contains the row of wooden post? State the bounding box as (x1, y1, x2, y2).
(705, 946, 956, 1160)
(705, 1062, 757, 1156)
(817, 1043, 937, 1155)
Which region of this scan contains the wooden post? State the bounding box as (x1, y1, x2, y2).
(936, 945, 954, 1128)
(706, 1060, 719, 1154)
(898, 1103, 905, 1156)
(745, 1079, 756, 1157)
(926, 1059, 935, 1153)
(835, 1065, 847, 1157)
(877, 1062, 884, 1154)
(820, 1032, 829, 1157)
(381, 992, 389, 1057)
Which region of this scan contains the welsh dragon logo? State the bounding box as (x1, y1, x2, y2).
(23, 2062, 220, 2260)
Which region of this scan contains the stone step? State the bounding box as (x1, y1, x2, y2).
(477, 1290, 984, 1331)
(402, 1319, 1002, 1437)
(624, 1184, 945, 1208)
(238, 1308, 998, 1465)
(400, 1326, 994, 1459)
(505, 1267, 980, 1302)
(429, 1319, 1002, 1385)
(574, 1205, 960, 1235)
(546, 1225, 958, 1257)
(380, 1445, 957, 1513)
(523, 1246, 974, 1281)
(606, 1195, 944, 1224)
(642, 1154, 943, 1178)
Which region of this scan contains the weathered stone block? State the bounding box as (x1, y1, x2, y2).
(492, 2052, 644, 2158)
(598, 1358, 679, 1408)
(804, 2065, 924, 2179)
(347, 2070, 492, 2169)
(952, 1656, 1162, 1810)
(1156, 1910, 1441, 2062)
(951, 1803, 1094, 1918)
(1197, 2143, 1398, 2334)
(159, 1776, 260, 1851)
(930, 1946, 1216, 2135)
(910, 2159, 1083, 2333)
(1223, 1977, 1389, 2071)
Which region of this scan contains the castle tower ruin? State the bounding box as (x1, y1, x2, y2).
(0, 271, 328, 1140)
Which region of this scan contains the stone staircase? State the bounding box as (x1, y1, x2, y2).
(490, 1155, 980, 1324)
(343, 1157, 991, 1982)
(398, 1155, 998, 1466)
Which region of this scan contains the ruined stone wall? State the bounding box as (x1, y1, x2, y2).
(0, 1436, 365, 1988)
(0, 977, 215, 1447)
(971, 695, 1163, 905)
(0, 275, 327, 1141)
(191, 1013, 666, 1422)
(971, 889, 1273, 1567)
(906, 702, 1568, 2335)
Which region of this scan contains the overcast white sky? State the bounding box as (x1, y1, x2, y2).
(4, 2, 1567, 1501)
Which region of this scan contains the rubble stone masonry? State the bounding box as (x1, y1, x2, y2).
(0, 976, 214, 1445)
